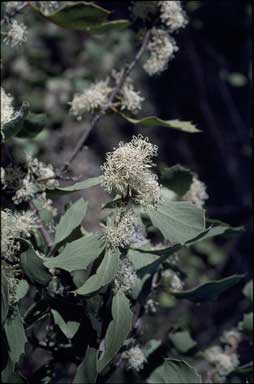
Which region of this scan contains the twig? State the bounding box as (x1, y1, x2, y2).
(61, 29, 152, 172)
(29, 200, 53, 248)
(1, 1, 29, 26)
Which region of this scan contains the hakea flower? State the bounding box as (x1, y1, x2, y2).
(159, 1, 188, 32)
(161, 269, 183, 291)
(70, 80, 112, 119)
(3, 20, 28, 47)
(122, 345, 147, 371)
(143, 28, 178, 76)
(102, 209, 136, 248)
(101, 135, 160, 207)
(1, 88, 17, 133)
(182, 176, 208, 208)
(220, 329, 242, 352)
(114, 258, 137, 293)
(33, 1, 60, 15)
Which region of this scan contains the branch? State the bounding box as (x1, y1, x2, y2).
(29, 200, 53, 248)
(61, 29, 152, 172)
(1, 1, 29, 26)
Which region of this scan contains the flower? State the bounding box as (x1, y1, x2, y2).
(101, 135, 160, 206)
(102, 209, 136, 248)
(1, 88, 17, 133)
(34, 1, 60, 15)
(161, 269, 183, 291)
(182, 176, 208, 208)
(143, 28, 178, 76)
(120, 82, 144, 114)
(70, 80, 112, 119)
(3, 20, 28, 47)
(159, 1, 188, 32)
(205, 345, 240, 382)
(220, 329, 242, 352)
(114, 258, 137, 293)
(122, 345, 147, 371)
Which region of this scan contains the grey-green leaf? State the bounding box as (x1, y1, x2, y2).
(1, 272, 9, 325)
(160, 165, 194, 196)
(4, 308, 28, 365)
(20, 247, 51, 286)
(54, 198, 88, 245)
(51, 309, 79, 339)
(75, 248, 119, 296)
(73, 347, 98, 383)
(44, 233, 105, 272)
(146, 359, 201, 383)
(97, 292, 133, 373)
(148, 197, 205, 244)
(239, 312, 253, 333)
(169, 330, 197, 353)
(15, 280, 29, 302)
(51, 176, 103, 195)
(172, 274, 244, 302)
(243, 280, 253, 303)
(118, 113, 200, 133)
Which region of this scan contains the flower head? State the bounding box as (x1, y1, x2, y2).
(1, 88, 17, 133)
(161, 269, 183, 291)
(3, 20, 28, 47)
(114, 258, 137, 293)
(182, 176, 208, 208)
(143, 28, 178, 76)
(102, 209, 136, 248)
(159, 1, 188, 32)
(122, 345, 147, 371)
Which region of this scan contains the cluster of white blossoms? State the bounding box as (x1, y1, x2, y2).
(102, 209, 136, 248)
(1, 88, 17, 135)
(70, 72, 144, 119)
(161, 269, 183, 291)
(3, 20, 28, 47)
(101, 135, 160, 207)
(122, 345, 147, 371)
(114, 258, 137, 293)
(33, 1, 60, 15)
(204, 345, 239, 383)
(159, 1, 188, 32)
(1, 209, 37, 260)
(220, 329, 242, 352)
(143, 28, 178, 76)
(183, 176, 209, 208)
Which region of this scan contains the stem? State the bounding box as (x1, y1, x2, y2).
(29, 200, 53, 248)
(61, 29, 151, 172)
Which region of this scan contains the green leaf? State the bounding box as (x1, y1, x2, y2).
(172, 274, 244, 302)
(97, 292, 133, 373)
(50, 176, 103, 195)
(239, 312, 253, 333)
(44, 233, 105, 272)
(54, 198, 88, 245)
(118, 113, 200, 133)
(148, 193, 205, 244)
(4, 308, 28, 365)
(1, 358, 26, 383)
(169, 330, 197, 353)
(31, 2, 110, 31)
(20, 247, 51, 286)
(16, 112, 48, 138)
(15, 280, 29, 302)
(73, 347, 98, 384)
(51, 309, 79, 339)
(243, 281, 253, 303)
(1, 272, 9, 325)
(143, 339, 162, 358)
(235, 362, 253, 374)
(128, 249, 160, 271)
(89, 19, 129, 33)
(147, 359, 201, 383)
(160, 165, 194, 196)
(75, 248, 120, 296)
(2, 102, 29, 141)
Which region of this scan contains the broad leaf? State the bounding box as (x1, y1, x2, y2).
(119, 113, 200, 133)
(16, 112, 48, 138)
(169, 330, 197, 353)
(4, 308, 28, 365)
(89, 19, 129, 33)
(75, 248, 120, 295)
(147, 359, 201, 383)
(44, 233, 105, 272)
(148, 194, 205, 244)
(239, 313, 253, 333)
(1, 358, 26, 383)
(73, 347, 98, 383)
(20, 247, 51, 286)
(97, 292, 133, 372)
(15, 280, 29, 302)
(172, 274, 244, 302)
(51, 176, 103, 195)
(160, 165, 193, 196)
(51, 309, 79, 339)
(1, 272, 9, 325)
(128, 249, 160, 271)
(243, 280, 253, 303)
(54, 198, 88, 245)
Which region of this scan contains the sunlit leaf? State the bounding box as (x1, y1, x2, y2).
(147, 358, 201, 383)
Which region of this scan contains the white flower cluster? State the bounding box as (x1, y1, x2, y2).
(102, 209, 136, 248)
(70, 72, 144, 119)
(144, 28, 178, 76)
(1, 88, 17, 134)
(32, 1, 61, 15)
(114, 258, 137, 293)
(101, 135, 160, 207)
(1, 209, 37, 260)
(122, 345, 147, 371)
(159, 1, 188, 32)
(183, 176, 209, 208)
(3, 20, 28, 47)
(161, 269, 183, 291)
(220, 329, 242, 352)
(204, 345, 239, 383)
